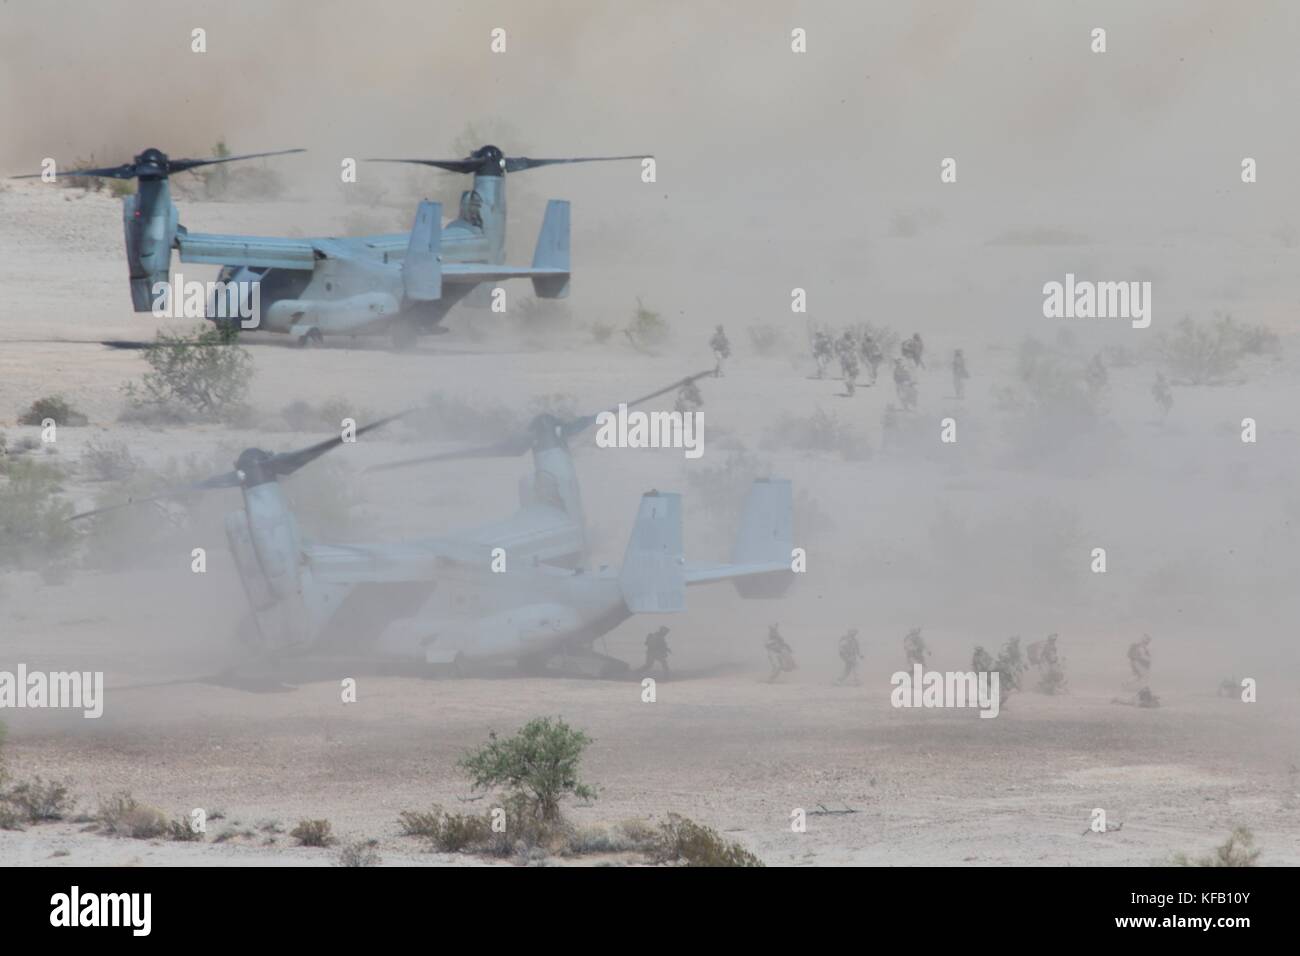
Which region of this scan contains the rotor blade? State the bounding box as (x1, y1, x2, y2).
(168, 148, 306, 173)
(366, 433, 533, 474)
(365, 158, 482, 174)
(11, 163, 136, 180)
(268, 411, 408, 478)
(561, 368, 717, 437)
(503, 155, 649, 173)
(68, 470, 241, 522)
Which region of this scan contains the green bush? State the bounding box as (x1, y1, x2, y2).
(654, 814, 764, 867)
(120, 326, 253, 424)
(0, 458, 77, 570)
(97, 792, 168, 839)
(3, 776, 74, 823)
(18, 395, 87, 427)
(623, 298, 670, 353)
(290, 818, 336, 847)
(1173, 826, 1261, 867)
(398, 806, 494, 852)
(457, 717, 595, 823)
(338, 839, 382, 867)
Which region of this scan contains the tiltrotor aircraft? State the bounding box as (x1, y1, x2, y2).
(15, 144, 644, 348)
(74, 373, 794, 677)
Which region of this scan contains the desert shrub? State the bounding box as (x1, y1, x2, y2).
(120, 326, 253, 424)
(167, 817, 204, 842)
(1037, 665, 1068, 695)
(764, 407, 871, 461)
(1234, 320, 1282, 357)
(410, 391, 518, 443)
(399, 806, 494, 852)
(0, 458, 77, 569)
(61, 155, 105, 192)
(623, 298, 670, 353)
(107, 177, 136, 199)
(589, 320, 616, 344)
(290, 818, 336, 847)
(18, 395, 87, 427)
(1155, 314, 1255, 385)
(200, 139, 286, 201)
(3, 776, 74, 823)
(747, 324, 785, 357)
(564, 819, 662, 857)
(338, 839, 382, 867)
(513, 297, 573, 339)
(80, 436, 137, 482)
(97, 792, 168, 839)
(654, 814, 764, 867)
(280, 398, 374, 434)
(993, 337, 1111, 467)
(457, 717, 595, 824)
(1173, 826, 1261, 867)
(399, 796, 556, 858)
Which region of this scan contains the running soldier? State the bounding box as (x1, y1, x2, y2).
(1127, 634, 1152, 684)
(901, 333, 925, 369)
(837, 331, 861, 396)
(710, 325, 731, 376)
(812, 329, 834, 378)
(1152, 373, 1173, 418)
(893, 359, 918, 410)
(859, 331, 884, 385)
(1085, 354, 1108, 394)
(996, 636, 1025, 690)
(1027, 633, 1066, 694)
(639, 625, 672, 675)
(835, 628, 863, 685)
(765, 624, 797, 683)
(952, 349, 970, 398)
(903, 627, 929, 668)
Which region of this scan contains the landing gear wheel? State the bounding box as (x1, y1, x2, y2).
(300, 328, 325, 348)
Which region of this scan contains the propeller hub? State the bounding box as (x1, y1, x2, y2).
(235, 447, 276, 486)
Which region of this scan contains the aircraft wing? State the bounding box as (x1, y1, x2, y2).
(683, 560, 791, 586)
(176, 232, 412, 270)
(307, 505, 581, 584)
(176, 231, 319, 269)
(306, 538, 494, 584)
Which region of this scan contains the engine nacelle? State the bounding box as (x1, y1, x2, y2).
(123, 179, 178, 312)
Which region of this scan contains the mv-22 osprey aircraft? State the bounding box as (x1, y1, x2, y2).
(16, 144, 644, 348)
(74, 373, 794, 677)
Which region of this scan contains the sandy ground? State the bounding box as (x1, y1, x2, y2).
(2, 180, 1299, 866)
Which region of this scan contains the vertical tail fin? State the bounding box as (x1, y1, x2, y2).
(731, 479, 794, 598)
(530, 199, 570, 298)
(619, 491, 685, 612)
(402, 201, 443, 301)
